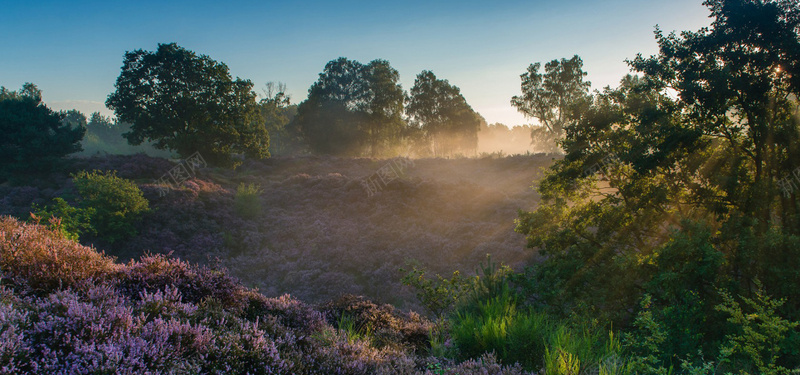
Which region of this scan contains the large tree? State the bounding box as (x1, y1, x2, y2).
(511, 55, 591, 153)
(0, 83, 85, 181)
(516, 0, 800, 368)
(406, 71, 481, 156)
(106, 43, 268, 166)
(291, 57, 405, 156)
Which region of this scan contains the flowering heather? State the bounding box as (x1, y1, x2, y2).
(0, 217, 540, 374)
(0, 217, 118, 294)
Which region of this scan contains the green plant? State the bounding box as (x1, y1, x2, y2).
(623, 295, 673, 375)
(71, 170, 150, 243)
(401, 266, 470, 320)
(234, 183, 263, 219)
(337, 313, 373, 345)
(30, 197, 96, 241)
(544, 348, 581, 375)
(715, 286, 800, 375)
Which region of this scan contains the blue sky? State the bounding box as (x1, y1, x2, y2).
(1, 0, 711, 125)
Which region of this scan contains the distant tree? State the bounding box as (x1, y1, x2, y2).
(0, 83, 85, 181)
(477, 122, 535, 155)
(292, 57, 405, 156)
(106, 43, 268, 166)
(258, 82, 299, 156)
(406, 71, 481, 156)
(363, 59, 406, 156)
(511, 55, 591, 153)
(60, 109, 88, 130)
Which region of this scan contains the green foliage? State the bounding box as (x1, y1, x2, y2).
(406, 70, 482, 156)
(510, 55, 591, 152)
(71, 170, 150, 243)
(544, 348, 580, 375)
(623, 295, 673, 375)
(30, 198, 96, 241)
(401, 267, 470, 320)
(258, 82, 300, 156)
(0, 83, 85, 182)
(715, 286, 800, 374)
(513, 3, 800, 372)
(336, 313, 374, 345)
(447, 257, 628, 372)
(234, 183, 263, 219)
(106, 43, 269, 166)
(292, 57, 406, 156)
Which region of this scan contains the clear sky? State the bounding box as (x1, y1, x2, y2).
(1, 0, 711, 126)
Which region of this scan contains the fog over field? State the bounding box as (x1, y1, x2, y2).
(3, 0, 799, 372)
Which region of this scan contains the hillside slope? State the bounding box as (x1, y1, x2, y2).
(0, 154, 553, 311)
(0, 216, 531, 374)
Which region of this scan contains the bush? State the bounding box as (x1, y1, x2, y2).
(71, 170, 149, 243)
(401, 267, 470, 320)
(30, 197, 96, 241)
(234, 183, 263, 219)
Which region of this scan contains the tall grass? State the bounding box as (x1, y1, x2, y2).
(234, 183, 263, 219)
(448, 257, 632, 373)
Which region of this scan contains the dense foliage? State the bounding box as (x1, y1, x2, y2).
(292, 58, 405, 157)
(71, 170, 150, 243)
(0, 84, 85, 183)
(106, 43, 269, 166)
(406, 71, 482, 157)
(513, 0, 800, 371)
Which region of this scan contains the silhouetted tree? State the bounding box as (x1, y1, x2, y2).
(511, 55, 591, 153)
(258, 82, 299, 156)
(406, 71, 481, 156)
(106, 43, 268, 166)
(0, 83, 85, 182)
(292, 58, 405, 156)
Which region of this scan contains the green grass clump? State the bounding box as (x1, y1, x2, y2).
(234, 183, 263, 219)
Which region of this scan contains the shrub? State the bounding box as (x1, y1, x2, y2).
(234, 182, 263, 219)
(715, 287, 799, 375)
(30, 197, 96, 241)
(401, 267, 470, 320)
(72, 170, 149, 243)
(319, 294, 433, 353)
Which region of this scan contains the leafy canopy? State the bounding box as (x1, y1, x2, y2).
(106, 43, 268, 166)
(406, 71, 482, 156)
(511, 55, 591, 153)
(0, 83, 85, 182)
(292, 57, 406, 156)
(515, 0, 800, 368)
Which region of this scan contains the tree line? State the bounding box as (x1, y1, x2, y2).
(2, 39, 587, 174)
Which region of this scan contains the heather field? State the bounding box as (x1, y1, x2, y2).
(0, 153, 551, 312)
(5, 1, 799, 371)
